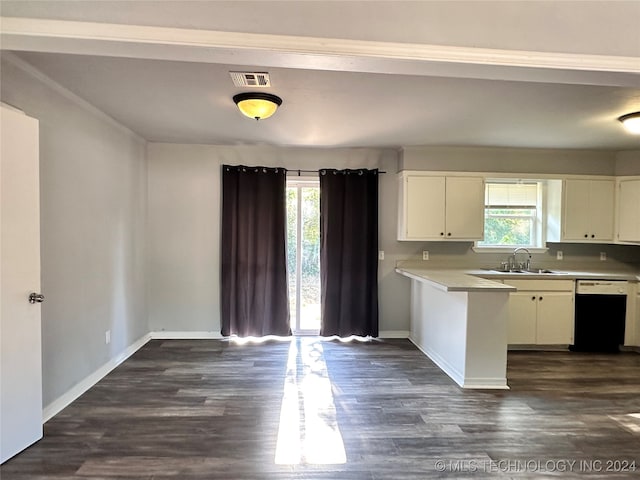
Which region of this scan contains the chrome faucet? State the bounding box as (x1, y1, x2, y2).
(511, 247, 532, 270)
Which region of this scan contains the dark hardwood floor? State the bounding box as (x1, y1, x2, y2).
(2, 338, 640, 479)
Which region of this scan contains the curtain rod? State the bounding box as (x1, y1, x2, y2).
(289, 169, 387, 175)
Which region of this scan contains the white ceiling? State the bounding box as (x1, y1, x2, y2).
(1, 1, 640, 150)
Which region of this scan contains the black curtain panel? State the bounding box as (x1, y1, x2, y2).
(319, 168, 379, 337)
(221, 165, 291, 337)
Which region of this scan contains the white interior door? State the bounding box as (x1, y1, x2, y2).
(1, 104, 43, 464)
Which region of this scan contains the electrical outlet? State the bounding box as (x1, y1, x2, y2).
(600, 252, 607, 261)
(378, 250, 384, 261)
(556, 251, 563, 260)
(422, 251, 429, 261)
(105, 330, 111, 345)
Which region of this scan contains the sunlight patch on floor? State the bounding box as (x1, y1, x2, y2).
(275, 338, 346, 465)
(609, 413, 640, 433)
(320, 335, 376, 343)
(228, 335, 291, 345)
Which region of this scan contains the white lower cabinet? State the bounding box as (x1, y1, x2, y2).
(535, 292, 574, 344)
(508, 292, 537, 344)
(506, 280, 574, 346)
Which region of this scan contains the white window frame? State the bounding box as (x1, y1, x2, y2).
(473, 180, 548, 253)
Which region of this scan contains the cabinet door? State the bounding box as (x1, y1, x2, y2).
(636, 294, 640, 346)
(508, 292, 537, 344)
(617, 179, 640, 243)
(445, 177, 484, 239)
(563, 179, 590, 240)
(589, 180, 614, 241)
(404, 176, 446, 239)
(536, 292, 574, 344)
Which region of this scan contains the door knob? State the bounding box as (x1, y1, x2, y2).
(28, 292, 45, 304)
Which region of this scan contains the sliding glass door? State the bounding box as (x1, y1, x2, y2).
(286, 179, 321, 335)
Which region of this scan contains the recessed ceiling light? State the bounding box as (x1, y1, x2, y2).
(618, 112, 640, 134)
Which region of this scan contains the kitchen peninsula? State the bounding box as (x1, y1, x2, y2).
(396, 267, 515, 389)
(398, 263, 640, 390)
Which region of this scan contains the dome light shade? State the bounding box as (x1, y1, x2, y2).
(618, 112, 640, 134)
(233, 92, 282, 120)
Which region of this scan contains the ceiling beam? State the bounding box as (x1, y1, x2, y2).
(2, 17, 639, 87)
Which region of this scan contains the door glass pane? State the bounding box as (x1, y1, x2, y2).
(286, 187, 298, 329)
(300, 187, 321, 331)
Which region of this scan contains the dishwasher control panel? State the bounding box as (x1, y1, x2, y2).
(576, 280, 628, 295)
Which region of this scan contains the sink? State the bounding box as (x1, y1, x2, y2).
(485, 268, 566, 275)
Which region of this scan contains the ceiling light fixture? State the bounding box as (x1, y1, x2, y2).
(618, 111, 640, 134)
(233, 92, 282, 121)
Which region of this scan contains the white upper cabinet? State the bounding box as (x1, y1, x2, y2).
(403, 175, 446, 239)
(445, 177, 485, 239)
(616, 178, 640, 243)
(562, 179, 614, 242)
(398, 172, 484, 241)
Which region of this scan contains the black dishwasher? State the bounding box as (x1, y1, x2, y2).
(570, 280, 628, 353)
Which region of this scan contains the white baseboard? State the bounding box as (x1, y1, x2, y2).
(409, 335, 465, 388)
(150, 331, 224, 339)
(42, 333, 152, 422)
(409, 336, 508, 390)
(460, 378, 509, 390)
(378, 330, 410, 339)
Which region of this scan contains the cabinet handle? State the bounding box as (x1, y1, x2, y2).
(539, 296, 543, 301)
(584, 234, 588, 238)
(591, 234, 595, 238)
(447, 232, 452, 237)
(531, 296, 536, 301)
(440, 232, 444, 236)
(29, 292, 45, 304)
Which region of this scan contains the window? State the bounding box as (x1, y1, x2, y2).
(477, 181, 543, 248)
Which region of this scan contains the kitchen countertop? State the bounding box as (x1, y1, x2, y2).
(395, 268, 517, 292)
(396, 266, 639, 293)
(466, 268, 639, 282)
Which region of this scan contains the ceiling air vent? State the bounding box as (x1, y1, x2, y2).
(229, 72, 271, 88)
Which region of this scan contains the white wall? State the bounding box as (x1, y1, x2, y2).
(616, 151, 640, 175)
(147, 143, 413, 335)
(401, 146, 618, 175)
(147, 143, 640, 337)
(0, 54, 148, 407)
